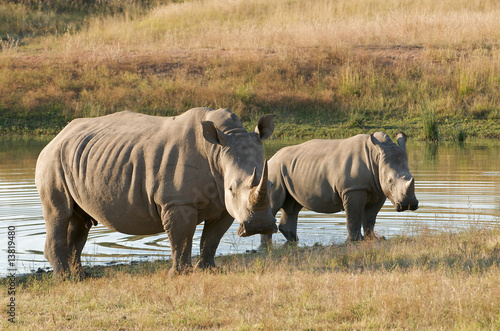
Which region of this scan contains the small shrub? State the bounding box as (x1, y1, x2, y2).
(421, 104, 439, 141)
(457, 129, 467, 142)
(346, 111, 365, 128)
(0, 34, 19, 52)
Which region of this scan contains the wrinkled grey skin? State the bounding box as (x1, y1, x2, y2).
(261, 132, 418, 246)
(35, 108, 277, 278)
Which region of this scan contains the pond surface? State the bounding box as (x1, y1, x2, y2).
(1, 137, 499, 276)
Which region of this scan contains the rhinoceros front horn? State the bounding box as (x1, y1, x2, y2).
(250, 160, 269, 208)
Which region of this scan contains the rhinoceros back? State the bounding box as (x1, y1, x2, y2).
(270, 135, 380, 213)
(36, 109, 223, 235)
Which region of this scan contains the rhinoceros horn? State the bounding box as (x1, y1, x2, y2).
(250, 160, 269, 208)
(396, 132, 408, 152)
(248, 167, 259, 188)
(405, 177, 415, 192)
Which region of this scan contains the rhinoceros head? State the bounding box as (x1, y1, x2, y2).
(202, 114, 278, 237)
(371, 132, 419, 212)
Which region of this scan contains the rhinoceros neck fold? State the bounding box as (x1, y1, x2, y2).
(202, 141, 226, 207)
(366, 138, 383, 195)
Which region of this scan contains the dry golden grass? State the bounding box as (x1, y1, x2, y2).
(3, 226, 500, 329)
(1, 2, 499, 328)
(1, 0, 499, 138)
(47, 0, 500, 55)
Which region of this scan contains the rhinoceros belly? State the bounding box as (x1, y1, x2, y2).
(282, 158, 344, 214)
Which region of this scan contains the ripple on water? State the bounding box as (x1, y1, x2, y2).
(1, 139, 499, 276)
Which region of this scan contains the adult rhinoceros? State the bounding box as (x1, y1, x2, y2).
(261, 132, 418, 246)
(36, 108, 277, 278)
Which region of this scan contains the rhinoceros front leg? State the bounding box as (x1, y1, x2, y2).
(162, 205, 198, 275)
(196, 210, 234, 269)
(260, 234, 273, 249)
(362, 196, 386, 240)
(278, 195, 303, 243)
(259, 185, 287, 249)
(343, 190, 368, 242)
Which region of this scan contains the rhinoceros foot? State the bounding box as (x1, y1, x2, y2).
(364, 232, 386, 241)
(195, 263, 222, 274)
(168, 265, 193, 277)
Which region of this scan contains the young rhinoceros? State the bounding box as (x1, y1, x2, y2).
(261, 132, 418, 246)
(36, 107, 277, 278)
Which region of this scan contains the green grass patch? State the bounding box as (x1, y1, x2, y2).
(1, 0, 500, 139)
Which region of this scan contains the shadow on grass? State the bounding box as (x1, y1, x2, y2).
(5, 226, 499, 288)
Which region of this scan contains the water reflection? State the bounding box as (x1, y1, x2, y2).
(423, 142, 438, 164)
(0, 137, 499, 275)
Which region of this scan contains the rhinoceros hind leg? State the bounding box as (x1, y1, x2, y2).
(42, 204, 73, 278)
(162, 205, 198, 275)
(39, 185, 73, 279)
(44, 222, 71, 279)
(67, 205, 91, 279)
(196, 211, 234, 269)
(278, 195, 303, 243)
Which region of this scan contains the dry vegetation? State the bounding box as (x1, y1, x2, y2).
(0, 0, 499, 138)
(2, 226, 500, 329)
(1, 1, 499, 328)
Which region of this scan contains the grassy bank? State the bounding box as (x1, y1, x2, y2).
(2, 226, 500, 329)
(1, 0, 499, 139)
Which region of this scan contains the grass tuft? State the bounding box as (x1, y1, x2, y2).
(421, 103, 439, 141)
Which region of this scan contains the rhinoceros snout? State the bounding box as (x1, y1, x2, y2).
(395, 201, 419, 212)
(237, 221, 277, 237)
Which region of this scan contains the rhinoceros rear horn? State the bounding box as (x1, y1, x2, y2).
(405, 177, 415, 192)
(248, 167, 259, 188)
(250, 160, 269, 207)
(396, 132, 408, 152)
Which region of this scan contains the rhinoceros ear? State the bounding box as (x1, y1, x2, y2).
(202, 121, 229, 146)
(254, 114, 276, 140)
(395, 132, 407, 152)
(370, 133, 385, 154)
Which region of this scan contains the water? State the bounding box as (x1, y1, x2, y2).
(1, 137, 499, 276)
